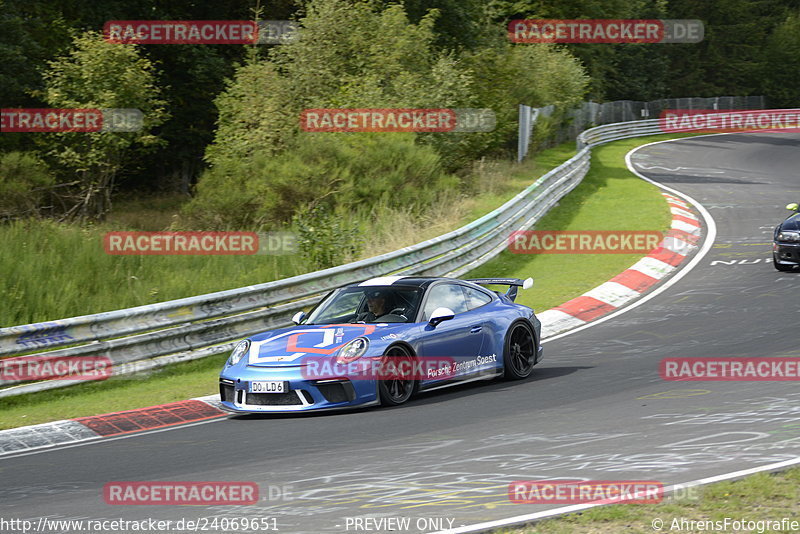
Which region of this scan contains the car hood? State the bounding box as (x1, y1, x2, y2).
(247, 323, 411, 367)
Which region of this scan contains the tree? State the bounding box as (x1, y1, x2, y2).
(761, 11, 800, 107)
(204, 58, 295, 166)
(485, 0, 668, 101)
(664, 0, 795, 98)
(40, 30, 168, 219)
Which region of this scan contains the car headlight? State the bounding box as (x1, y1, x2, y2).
(336, 337, 369, 364)
(228, 340, 250, 366)
(778, 231, 800, 242)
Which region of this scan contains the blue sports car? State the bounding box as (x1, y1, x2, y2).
(219, 276, 543, 412)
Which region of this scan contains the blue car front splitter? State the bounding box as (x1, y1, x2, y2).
(219, 364, 380, 412)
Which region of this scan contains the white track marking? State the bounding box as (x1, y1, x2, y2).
(672, 219, 702, 234)
(627, 256, 675, 279)
(670, 206, 697, 219)
(433, 456, 800, 534)
(583, 282, 642, 308)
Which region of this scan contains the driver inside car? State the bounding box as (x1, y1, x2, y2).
(359, 290, 390, 322)
(356, 289, 405, 322)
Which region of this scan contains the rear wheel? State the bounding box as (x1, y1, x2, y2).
(503, 321, 536, 380)
(378, 345, 417, 406)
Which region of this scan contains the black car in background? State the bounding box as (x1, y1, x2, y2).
(773, 202, 800, 271)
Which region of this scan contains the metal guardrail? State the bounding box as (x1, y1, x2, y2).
(518, 96, 767, 160)
(5, 109, 783, 397)
(577, 119, 664, 149)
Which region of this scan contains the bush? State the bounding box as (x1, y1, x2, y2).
(293, 204, 362, 270)
(0, 152, 55, 220)
(182, 133, 459, 230)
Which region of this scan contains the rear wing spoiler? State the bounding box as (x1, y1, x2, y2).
(465, 277, 533, 302)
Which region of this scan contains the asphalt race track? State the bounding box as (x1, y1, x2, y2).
(1, 132, 799, 534)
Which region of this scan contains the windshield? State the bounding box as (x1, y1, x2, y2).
(782, 213, 800, 231)
(304, 286, 422, 324)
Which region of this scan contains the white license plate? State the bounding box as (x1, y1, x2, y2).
(249, 381, 286, 393)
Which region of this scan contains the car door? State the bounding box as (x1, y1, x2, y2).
(461, 285, 499, 370)
(418, 282, 485, 384)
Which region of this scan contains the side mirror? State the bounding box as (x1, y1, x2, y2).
(291, 311, 306, 325)
(428, 307, 455, 327)
(787, 203, 799, 212)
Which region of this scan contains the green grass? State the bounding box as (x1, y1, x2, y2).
(0, 132, 696, 429)
(461, 143, 579, 224)
(467, 134, 693, 312)
(0, 218, 308, 326)
(506, 467, 800, 533)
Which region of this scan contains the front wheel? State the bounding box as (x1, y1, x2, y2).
(503, 321, 536, 380)
(378, 345, 417, 406)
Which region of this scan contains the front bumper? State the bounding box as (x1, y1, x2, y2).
(219, 364, 379, 413)
(774, 241, 800, 266)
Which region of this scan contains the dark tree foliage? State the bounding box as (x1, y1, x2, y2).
(1, 0, 298, 192)
(487, 0, 800, 104)
(664, 0, 799, 101)
(386, 0, 490, 50)
(760, 9, 800, 107)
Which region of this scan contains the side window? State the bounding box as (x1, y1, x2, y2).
(422, 284, 469, 320)
(464, 286, 492, 310)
